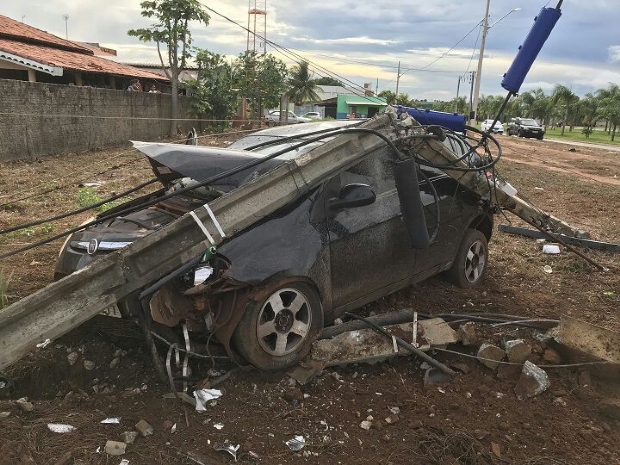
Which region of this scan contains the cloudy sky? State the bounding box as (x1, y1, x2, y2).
(4, 0, 619, 100)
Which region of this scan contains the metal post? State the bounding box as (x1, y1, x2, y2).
(395, 61, 401, 103)
(471, 0, 490, 125)
(468, 71, 476, 120)
(455, 76, 462, 113)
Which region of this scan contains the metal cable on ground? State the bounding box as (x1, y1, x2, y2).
(0, 178, 159, 235)
(0, 126, 414, 259)
(343, 312, 456, 376)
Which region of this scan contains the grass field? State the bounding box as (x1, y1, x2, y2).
(544, 126, 619, 145)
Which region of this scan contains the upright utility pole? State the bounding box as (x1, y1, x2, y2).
(470, 0, 490, 125)
(468, 71, 476, 118)
(455, 76, 463, 113)
(395, 61, 401, 102)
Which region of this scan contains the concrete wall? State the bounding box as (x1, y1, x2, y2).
(0, 79, 194, 162)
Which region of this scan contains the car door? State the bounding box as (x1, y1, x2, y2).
(325, 148, 416, 310)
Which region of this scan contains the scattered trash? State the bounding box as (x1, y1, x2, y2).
(105, 440, 126, 456)
(193, 389, 222, 412)
(214, 442, 240, 461)
(542, 244, 561, 254)
(534, 187, 545, 191)
(543, 265, 553, 274)
(135, 419, 154, 437)
(170, 423, 177, 434)
(36, 339, 51, 348)
(360, 417, 373, 430)
(47, 423, 76, 433)
(388, 406, 400, 415)
(213, 423, 224, 430)
(81, 182, 103, 188)
(101, 417, 121, 424)
(514, 361, 550, 400)
(385, 414, 400, 425)
(477, 343, 505, 370)
(285, 435, 306, 451)
(121, 431, 138, 444)
(119, 460, 130, 465)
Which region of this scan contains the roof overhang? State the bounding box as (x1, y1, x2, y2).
(0, 51, 63, 76)
(344, 99, 387, 107)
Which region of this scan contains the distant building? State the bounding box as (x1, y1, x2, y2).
(0, 15, 167, 89)
(120, 63, 199, 83)
(310, 83, 386, 119)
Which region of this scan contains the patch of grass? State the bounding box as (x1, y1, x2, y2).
(545, 127, 619, 145)
(0, 272, 11, 309)
(76, 187, 127, 213)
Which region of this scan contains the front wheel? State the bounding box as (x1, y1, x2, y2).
(232, 282, 323, 371)
(446, 229, 488, 288)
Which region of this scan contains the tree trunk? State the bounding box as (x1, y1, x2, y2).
(170, 77, 179, 136)
(612, 124, 617, 142)
(561, 108, 568, 136)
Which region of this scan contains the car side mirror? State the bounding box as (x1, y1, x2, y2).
(328, 183, 376, 211)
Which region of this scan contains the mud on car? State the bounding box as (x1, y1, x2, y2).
(55, 121, 493, 371)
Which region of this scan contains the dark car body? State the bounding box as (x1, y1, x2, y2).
(507, 117, 545, 139)
(55, 121, 493, 367)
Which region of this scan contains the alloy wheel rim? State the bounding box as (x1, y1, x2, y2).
(256, 288, 311, 356)
(465, 240, 486, 283)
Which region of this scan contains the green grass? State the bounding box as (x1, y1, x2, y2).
(77, 187, 127, 212)
(544, 127, 619, 145)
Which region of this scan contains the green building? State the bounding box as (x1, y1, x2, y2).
(336, 94, 387, 119)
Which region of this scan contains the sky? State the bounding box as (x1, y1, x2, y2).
(3, 0, 620, 101)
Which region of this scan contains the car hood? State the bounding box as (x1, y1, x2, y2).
(132, 141, 285, 191)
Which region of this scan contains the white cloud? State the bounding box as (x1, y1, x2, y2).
(608, 46, 620, 63)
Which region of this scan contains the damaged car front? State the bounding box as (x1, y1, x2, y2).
(56, 120, 493, 371)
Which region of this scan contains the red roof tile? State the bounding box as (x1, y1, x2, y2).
(0, 15, 92, 54)
(0, 39, 168, 81)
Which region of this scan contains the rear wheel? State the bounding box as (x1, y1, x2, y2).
(233, 282, 323, 371)
(446, 229, 488, 288)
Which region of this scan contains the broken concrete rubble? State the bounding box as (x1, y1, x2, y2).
(514, 361, 550, 400)
(104, 440, 126, 456)
(477, 343, 505, 370)
(458, 322, 479, 346)
(504, 339, 532, 364)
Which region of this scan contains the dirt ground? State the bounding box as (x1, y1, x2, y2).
(0, 132, 619, 464)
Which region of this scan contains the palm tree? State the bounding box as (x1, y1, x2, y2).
(287, 60, 320, 105)
(597, 84, 620, 141)
(551, 84, 579, 135)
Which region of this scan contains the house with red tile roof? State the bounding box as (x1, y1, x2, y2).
(0, 15, 168, 90)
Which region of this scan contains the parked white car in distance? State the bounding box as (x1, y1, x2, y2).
(266, 111, 311, 125)
(302, 111, 322, 119)
(480, 119, 504, 134)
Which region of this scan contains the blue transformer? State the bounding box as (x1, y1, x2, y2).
(393, 106, 467, 133)
(502, 6, 562, 94)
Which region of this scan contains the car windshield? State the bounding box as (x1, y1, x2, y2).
(521, 119, 539, 126)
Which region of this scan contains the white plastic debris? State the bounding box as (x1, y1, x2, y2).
(101, 417, 121, 424)
(47, 423, 76, 433)
(119, 460, 130, 465)
(36, 339, 51, 349)
(214, 442, 240, 461)
(543, 265, 553, 274)
(285, 435, 306, 451)
(193, 389, 222, 412)
(213, 423, 224, 430)
(170, 423, 177, 433)
(542, 244, 561, 254)
(359, 420, 372, 430)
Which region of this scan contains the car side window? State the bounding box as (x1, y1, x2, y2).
(346, 147, 395, 195)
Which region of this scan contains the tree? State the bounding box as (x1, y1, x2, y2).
(287, 60, 320, 105)
(551, 84, 579, 135)
(314, 76, 343, 87)
(378, 90, 396, 105)
(597, 84, 620, 141)
(128, 0, 210, 135)
(233, 51, 288, 120)
(184, 49, 235, 128)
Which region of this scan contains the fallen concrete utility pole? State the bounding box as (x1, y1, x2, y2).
(0, 117, 391, 371)
(0, 111, 590, 371)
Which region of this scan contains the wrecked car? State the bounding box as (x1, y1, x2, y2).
(55, 121, 493, 370)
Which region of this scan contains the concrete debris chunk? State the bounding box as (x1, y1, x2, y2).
(418, 318, 458, 347)
(67, 352, 79, 366)
(458, 322, 479, 346)
(121, 431, 139, 444)
(504, 339, 532, 364)
(135, 419, 154, 437)
(360, 420, 372, 430)
(385, 414, 400, 425)
(104, 440, 126, 456)
(16, 397, 34, 412)
(514, 361, 550, 400)
(47, 423, 76, 433)
(83, 360, 95, 371)
(477, 343, 505, 370)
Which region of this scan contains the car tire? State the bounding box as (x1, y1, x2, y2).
(537, 135, 544, 140)
(446, 229, 488, 288)
(232, 282, 323, 371)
